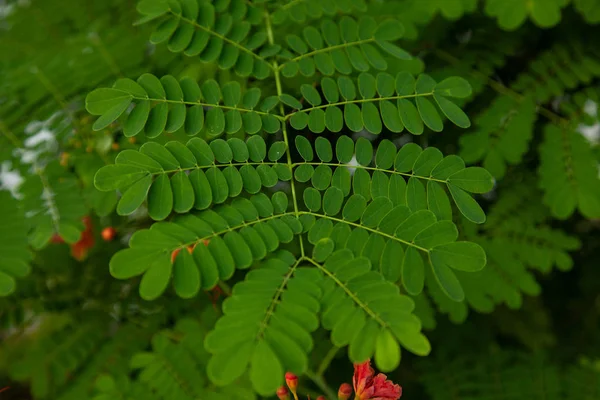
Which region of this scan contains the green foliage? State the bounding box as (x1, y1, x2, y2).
(1, 0, 599, 399)
(420, 349, 600, 400)
(0, 191, 32, 296)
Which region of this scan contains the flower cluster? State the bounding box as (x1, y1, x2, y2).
(276, 360, 401, 400)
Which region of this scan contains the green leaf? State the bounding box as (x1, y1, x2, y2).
(427, 181, 452, 221)
(303, 187, 322, 212)
(171, 171, 194, 213)
(94, 165, 149, 191)
(413, 147, 443, 177)
(124, 101, 151, 137)
(139, 256, 173, 300)
(301, 84, 322, 106)
(416, 97, 443, 132)
(375, 329, 401, 372)
(0, 272, 15, 296)
(448, 167, 495, 193)
(431, 155, 465, 180)
(406, 177, 427, 212)
(140, 142, 179, 169)
(148, 174, 173, 221)
(295, 136, 314, 161)
(268, 142, 287, 162)
(402, 247, 425, 295)
(435, 77, 472, 98)
(315, 137, 333, 162)
(395, 210, 436, 242)
(375, 19, 405, 41)
(280, 94, 303, 110)
(398, 99, 423, 135)
(430, 242, 486, 272)
(250, 341, 283, 396)
(430, 259, 464, 302)
(323, 187, 344, 216)
(361, 197, 393, 228)
(343, 194, 367, 222)
(336, 135, 354, 163)
(414, 221, 457, 248)
(434, 93, 471, 128)
(138, 73, 166, 99)
(355, 137, 373, 166)
(448, 185, 486, 224)
(86, 88, 133, 115)
(313, 238, 335, 262)
(394, 143, 422, 172)
(145, 103, 169, 137)
(117, 175, 152, 215)
(172, 249, 200, 298)
(92, 98, 132, 131)
(376, 40, 412, 60)
(375, 139, 396, 169)
(247, 136, 266, 162)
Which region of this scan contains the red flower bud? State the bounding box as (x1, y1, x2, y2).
(50, 234, 64, 244)
(338, 382, 352, 399)
(171, 248, 181, 263)
(101, 227, 116, 241)
(276, 386, 290, 400)
(285, 372, 298, 394)
(316, 396, 326, 400)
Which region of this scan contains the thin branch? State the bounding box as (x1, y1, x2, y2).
(300, 212, 430, 253)
(171, 11, 274, 69)
(256, 256, 305, 339)
(291, 161, 449, 184)
(305, 368, 337, 400)
(316, 345, 340, 376)
(284, 92, 434, 120)
(305, 256, 389, 325)
(266, 9, 306, 257)
(128, 95, 280, 119)
(281, 38, 375, 66)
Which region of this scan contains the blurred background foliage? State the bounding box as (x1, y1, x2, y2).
(0, 0, 599, 399)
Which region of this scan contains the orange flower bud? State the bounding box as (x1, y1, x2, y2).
(111, 142, 120, 150)
(338, 382, 352, 400)
(316, 396, 326, 400)
(187, 245, 195, 254)
(285, 372, 298, 394)
(128, 137, 136, 144)
(202, 239, 210, 246)
(101, 227, 116, 241)
(276, 386, 290, 400)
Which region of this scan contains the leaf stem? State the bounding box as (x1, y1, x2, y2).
(300, 212, 429, 253)
(317, 345, 340, 376)
(291, 161, 449, 184)
(266, 9, 306, 257)
(283, 92, 434, 120)
(281, 38, 376, 66)
(170, 11, 273, 69)
(305, 368, 337, 400)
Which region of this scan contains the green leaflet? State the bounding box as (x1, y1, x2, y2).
(95, 137, 288, 220)
(87, 74, 276, 137)
(291, 73, 471, 133)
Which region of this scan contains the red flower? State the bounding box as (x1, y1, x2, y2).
(70, 216, 95, 261)
(353, 360, 402, 400)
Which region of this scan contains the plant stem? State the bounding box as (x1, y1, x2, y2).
(265, 9, 306, 257)
(305, 368, 337, 400)
(317, 345, 340, 376)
